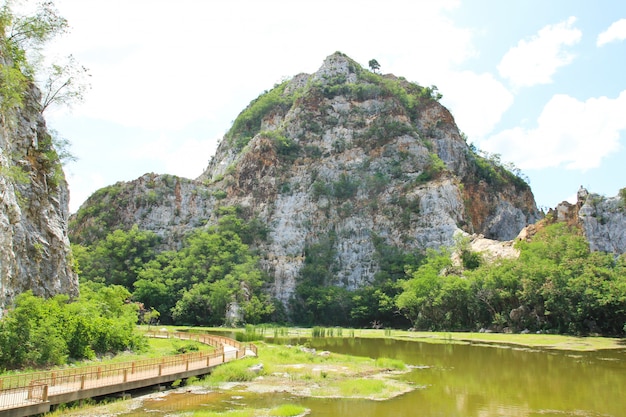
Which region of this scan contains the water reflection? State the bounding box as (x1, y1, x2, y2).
(122, 337, 626, 417)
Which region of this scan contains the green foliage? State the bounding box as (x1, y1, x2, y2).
(260, 129, 300, 161)
(0, 1, 73, 116)
(73, 225, 160, 288)
(70, 183, 127, 244)
(375, 357, 406, 371)
(466, 146, 529, 190)
(268, 404, 307, 417)
(75, 206, 273, 327)
(619, 187, 626, 210)
(332, 173, 358, 200)
(338, 378, 385, 396)
(415, 153, 446, 183)
(204, 356, 262, 384)
(396, 224, 626, 335)
(357, 116, 415, 149)
(310, 173, 360, 201)
(134, 225, 273, 326)
(368, 59, 380, 73)
(213, 189, 227, 200)
(0, 284, 146, 370)
(40, 54, 90, 113)
(227, 81, 295, 151)
(291, 232, 421, 328)
(0, 162, 29, 184)
(366, 171, 390, 196)
(235, 324, 266, 342)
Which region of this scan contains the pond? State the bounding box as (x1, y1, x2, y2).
(120, 336, 626, 417)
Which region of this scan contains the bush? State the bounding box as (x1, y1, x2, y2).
(0, 285, 146, 370)
(227, 82, 294, 151)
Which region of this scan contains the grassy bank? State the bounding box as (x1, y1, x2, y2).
(191, 326, 625, 352)
(198, 341, 411, 400)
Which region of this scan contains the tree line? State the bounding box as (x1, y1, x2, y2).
(72, 205, 626, 336)
(397, 223, 626, 335)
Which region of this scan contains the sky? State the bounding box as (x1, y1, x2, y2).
(38, 0, 626, 213)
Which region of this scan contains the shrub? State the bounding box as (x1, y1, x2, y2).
(227, 81, 294, 151)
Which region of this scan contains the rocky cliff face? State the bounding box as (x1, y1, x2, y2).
(552, 186, 626, 254)
(70, 52, 540, 302)
(0, 84, 79, 312)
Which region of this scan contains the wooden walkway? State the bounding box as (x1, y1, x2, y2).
(0, 331, 256, 417)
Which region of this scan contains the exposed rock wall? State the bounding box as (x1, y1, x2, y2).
(578, 190, 626, 254)
(0, 84, 78, 312)
(549, 186, 626, 254)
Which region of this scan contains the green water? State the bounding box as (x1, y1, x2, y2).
(122, 337, 626, 417)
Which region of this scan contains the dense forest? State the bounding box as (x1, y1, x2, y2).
(70, 206, 626, 336)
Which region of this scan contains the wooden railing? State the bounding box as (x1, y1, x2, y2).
(0, 331, 256, 412)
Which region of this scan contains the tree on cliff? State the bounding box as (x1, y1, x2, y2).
(368, 58, 380, 73)
(0, 0, 89, 114)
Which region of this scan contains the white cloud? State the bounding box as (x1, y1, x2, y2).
(47, 0, 478, 210)
(438, 71, 514, 139)
(497, 17, 582, 88)
(49, 0, 470, 131)
(597, 18, 626, 46)
(130, 134, 219, 179)
(67, 172, 106, 213)
(480, 91, 626, 170)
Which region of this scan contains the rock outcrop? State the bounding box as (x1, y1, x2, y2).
(1, 84, 79, 313)
(549, 186, 626, 254)
(70, 52, 540, 303)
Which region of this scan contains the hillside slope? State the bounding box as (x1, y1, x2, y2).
(70, 52, 540, 303)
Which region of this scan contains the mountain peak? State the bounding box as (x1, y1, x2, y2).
(312, 51, 360, 84)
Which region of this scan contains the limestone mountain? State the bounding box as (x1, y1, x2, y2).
(69, 52, 540, 303)
(0, 83, 79, 312)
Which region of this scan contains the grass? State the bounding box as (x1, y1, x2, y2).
(196, 341, 413, 402)
(44, 398, 131, 417)
(203, 357, 260, 385)
(67, 335, 213, 367)
(375, 357, 406, 371)
(393, 330, 625, 351)
(269, 404, 308, 416)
